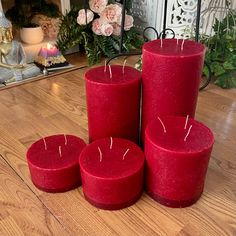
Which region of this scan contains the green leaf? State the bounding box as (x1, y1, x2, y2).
(223, 61, 236, 70)
(214, 74, 236, 89)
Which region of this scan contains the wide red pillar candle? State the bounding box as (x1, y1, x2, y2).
(85, 65, 141, 143)
(27, 134, 86, 192)
(79, 137, 144, 210)
(145, 116, 214, 207)
(141, 39, 205, 142)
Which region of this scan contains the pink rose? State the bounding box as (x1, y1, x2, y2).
(100, 4, 122, 23)
(101, 23, 113, 36)
(77, 9, 94, 25)
(92, 18, 103, 35)
(124, 15, 134, 31)
(89, 0, 108, 14)
(112, 23, 121, 36)
(117, 14, 134, 31)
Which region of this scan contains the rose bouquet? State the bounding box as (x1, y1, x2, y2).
(57, 0, 143, 65)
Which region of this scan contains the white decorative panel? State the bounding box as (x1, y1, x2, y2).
(132, 0, 236, 39)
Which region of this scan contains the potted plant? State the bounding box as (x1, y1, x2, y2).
(200, 9, 236, 89)
(6, 0, 60, 44)
(57, 0, 143, 65)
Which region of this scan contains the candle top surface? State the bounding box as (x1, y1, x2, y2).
(145, 116, 214, 153)
(79, 138, 144, 179)
(143, 39, 205, 57)
(27, 135, 86, 169)
(85, 65, 141, 85)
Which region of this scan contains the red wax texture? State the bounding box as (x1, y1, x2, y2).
(79, 138, 144, 210)
(27, 134, 86, 192)
(85, 65, 141, 143)
(141, 39, 205, 142)
(145, 116, 214, 207)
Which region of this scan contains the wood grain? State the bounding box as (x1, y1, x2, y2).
(0, 55, 236, 235)
(0, 155, 68, 235)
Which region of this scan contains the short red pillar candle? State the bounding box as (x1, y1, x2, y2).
(85, 65, 141, 143)
(79, 137, 144, 210)
(145, 116, 214, 208)
(141, 39, 205, 142)
(27, 134, 86, 192)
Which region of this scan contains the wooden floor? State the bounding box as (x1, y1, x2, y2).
(0, 55, 236, 236)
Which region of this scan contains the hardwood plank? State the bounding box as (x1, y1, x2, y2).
(0, 55, 236, 235)
(0, 155, 69, 235)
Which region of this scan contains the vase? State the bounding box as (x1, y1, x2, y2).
(20, 25, 44, 44)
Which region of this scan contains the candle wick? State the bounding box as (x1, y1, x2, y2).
(160, 37, 163, 48)
(157, 116, 167, 133)
(122, 148, 130, 160)
(184, 125, 193, 142)
(108, 65, 112, 79)
(104, 60, 107, 72)
(122, 59, 127, 74)
(184, 115, 189, 130)
(59, 146, 62, 157)
(98, 147, 103, 162)
(181, 38, 185, 51)
(43, 137, 47, 150)
(64, 134, 67, 145)
(110, 137, 113, 150)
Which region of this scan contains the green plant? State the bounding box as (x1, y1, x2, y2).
(200, 9, 236, 89)
(6, 0, 60, 28)
(56, 1, 143, 65)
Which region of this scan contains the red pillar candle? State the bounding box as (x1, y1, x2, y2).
(27, 134, 86, 192)
(145, 116, 214, 208)
(79, 137, 144, 210)
(141, 39, 205, 142)
(85, 65, 141, 143)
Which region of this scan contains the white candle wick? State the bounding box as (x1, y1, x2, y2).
(104, 60, 107, 72)
(98, 146, 103, 162)
(157, 116, 167, 133)
(184, 115, 189, 130)
(122, 59, 127, 74)
(64, 134, 67, 145)
(122, 148, 130, 160)
(181, 38, 185, 51)
(43, 137, 47, 150)
(184, 125, 193, 142)
(59, 146, 62, 157)
(160, 37, 163, 48)
(110, 137, 113, 150)
(108, 65, 112, 79)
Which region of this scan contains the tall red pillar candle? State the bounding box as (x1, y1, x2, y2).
(27, 134, 86, 192)
(85, 65, 141, 143)
(141, 39, 205, 142)
(79, 137, 144, 210)
(145, 116, 214, 207)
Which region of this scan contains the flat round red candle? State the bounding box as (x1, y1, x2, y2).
(27, 134, 86, 192)
(145, 116, 214, 208)
(141, 39, 205, 143)
(85, 65, 141, 143)
(79, 137, 144, 210)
